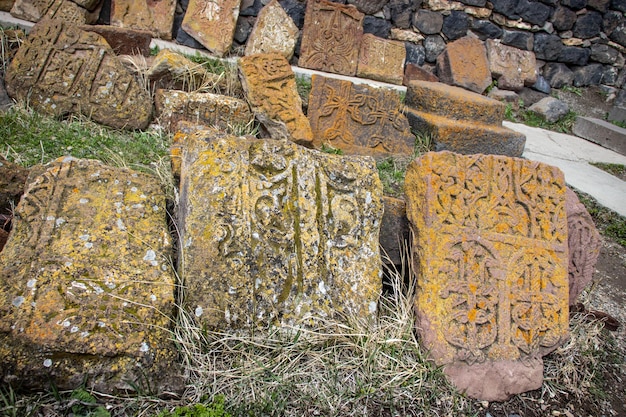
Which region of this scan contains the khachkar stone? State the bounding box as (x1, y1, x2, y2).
(155, 89, 254, 134)
(110, 0, 176, 40)
(239, 53, 313, 146)
(11, 0, 100, 24)
(5, 20, 152, 130)
(566, 188, 601, 305)
(299, 0, 364, 76)
(405, 151, 569, 401)
(179, 133, 383, 331)
(486, 39, 537, 92)
(436, 36, 492, 94)
(357, 34, 406, 85)
(182, 0, 240, 57)
(244, 0, 299, 61)
(0, 157, 182, 394)
(308, 74, 415, 159)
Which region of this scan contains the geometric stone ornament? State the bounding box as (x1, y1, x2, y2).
(154, 89, 254, 134)
(405, 151, 569, 401)
(0, 157, 182, 394)
(437, 36, 492, 94)
(182, 0, 241, 56)
(178, 132, 383, 331)
(566, 187, 601, 306)
(486, 39, 537, 92)
(239, 53, 313, 146)
(11, 0, 100, 24)
(110, 0, 177, 40)
(357, 34, 406, 85)
(298, 0, 364, 76)
(244, 0, 299, 61)
(308, 74, 415, 159)
(5, 20, 153, 130)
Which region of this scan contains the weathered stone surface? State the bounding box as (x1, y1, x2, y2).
(404, 63, 439, 84)
(72, 0, 100, 11)
(502, 29, 534, 51)
(239, 53, 312, 146)
(558, 46, 591, 66)
(413, 10, 443, 35)
(573, 116, 626, 155)
(528, 96, 570, 122)
(566, 188, 601, 305)
(308, 75, 415, 158)
(234, 15, 254, 44)
(0, 155, 28, 217)
(155, 89, 253, 134)
(11, 0, 99, 24)
(562, 0, 587, 9)
(437, 36, 492, 94)
(534, 33, 563, 61)
(424, 34, 446, 62)
(182, 0, 240, 56)
(442, 10, 470, 41)
(245, 0, 299, 60)
(551, 6, 576, 31)
(488, 87, 521, 109)
(573, 63, 603, 86)
(279, 0, 306, 28)
(110, 0, 175, 40)
(5, 20, 152, 130)
(388, 0, 417, 29)
(486, 39, 537, 91)
(82, 25, 152, 56)
(357, 34, 406, 85)
(363, 16, 392, 38)
(348, 0, 389, 14)
(405, 151, 569, 401)
(471, 19, 503, 40)
(406, 43, 426, 66)
(590, 43, 620, 64)
(380, 196, 409, 266)
(516, 0, 552, 25)
(0, 0, 15, 12)
(573, 11, 603, 38)
(0, 157, 181, 393)
(532, 75, 552, 94)
(178, 133, 383, 330)
(299, 0, 364, 76)
(543, 62, 575, 88)
(390, 28, 424, 43)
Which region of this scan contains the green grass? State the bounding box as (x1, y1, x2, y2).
(591, 162, 626, 179)
(520, 110, 578, 133)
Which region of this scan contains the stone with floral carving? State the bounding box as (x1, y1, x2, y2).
(11, 0, 100, 24)
(178, 132, 383, 331)
(0, 157, 182, 394)
(244, 0, 299, 61)
(308, 75, 414, 159)
(486, 40, 537, 91)
(239, 53, 313, 146)
(405, 151, 569, 401)
(182, 0, 240, 56)
(299, 0, 364, 76)
(5, 20, 152, 130)
(110, 0, 176, 40)
(357, 34, 406, 85)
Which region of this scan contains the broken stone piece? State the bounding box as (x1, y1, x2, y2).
(182, 0, 240, 56)
(244, 0, 299, 61)
(405, 151, 569, 401)
(11, 0, 100, 24)
(436, 36, 492, 94)
(5, 19, 152, 130)
(486, 39, 537, 91)
(357, 34, 406, 85)
(110, 0, 176, 40)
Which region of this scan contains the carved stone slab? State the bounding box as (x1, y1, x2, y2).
(0, 158, 181, 394)
(436, 36, 492, 94)
(155, 89, 253, 134)
(566, 188, 601, 305)
(405, 151, 569, 401)
(357, 34, 406, 85)
(308, 74, 415, 159)
(178, 133, 383, 331)
(299, 0, 364, 76)
(244, 0, 299, 61)
(239, 53, 313, 146)
(182, 0, 240, 57)
(5, 20, 152, 130)
(486, 39, 537, 91)
(11, 0, 99, 24)
(110, 0, 176, 40)
(81, 25, 153, 56)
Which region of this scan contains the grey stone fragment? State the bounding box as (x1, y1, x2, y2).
(471, 20, 503, 40)
(573, 11, 603, 39)
(558, 46, 590, 66)
(442, 11, 469, 41)
(502, 30, 533, 50)
(413, 10, 443, 35)
(534, 33, 563, 60)
(543, 62, 575, 88)
(529, 96, 570, 122)
(590, 43, 620, 64)
(364, 16, 392, 38)
(406, 42, 426, 66)
(552, 6, 577, 31)
(424, 35, 446, 62)
(562, 0, 587, 9)
(573, 63, 603, 86)
(532, 75, 552, 94)
(516, 0, 553, 25)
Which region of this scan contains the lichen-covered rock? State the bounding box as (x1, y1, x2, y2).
(11, 0, 100, 24)
(5, 19, 152, 130)
(110, 0, 176, 40)
(239, 53, 313, 146)
(178, 132, 383, 331)
(405, 151, 569, 401)
(0, 157, 182, 394)
(244, 0, 299, 60)
(182, 0, 240, 56)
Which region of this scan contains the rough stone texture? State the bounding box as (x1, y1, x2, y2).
(388, 0, 416, 29)
(413, 9, 443, 34)
(234, 15, 254, 44)
(424, 34, 446, 62)
(72, 0, 100, 11)
(299, 0, 364, 76)
(436, 36, 492, 94)
(308, 75, 415, 159)
(405, 151, 569, 401)
(562, 0, 587, 8)
(471, 19, 504, 40)
(0, 0, 15, 12)
(573, 11, 603, 38)
(245, 0, 299, 60)
(154, 89, 253, 134)
(279, 0, 306, 28)
(110, 0, 175, 40)
(528, 96, 570, 122)
(406, 43, 426, 66)
(573, 63, 603, 86)
(565, 188, 601, 305)
(405, 80, 526, 157)
(588, 0, 610, 11)
(442, 10, 470, 41)
(5, 20, 152, 130)
(0, 155, 28, 217)
(534, 33, 564, 61)
(239, 53, 313, 146)
(559, 46, 591, 65)
(0, 157, 182, 394)
(502, 30, 534, 50)
(82, 25, 152, 56)
(348, 0, 389, 14)
(573, 116, 626, 155)
(516, 0, 552, 25)
(552, 6, 577, 31)
(363, 16, 392, 38)
(175, 15, 206, 49)
(357, 34, 406, 85)
(404, 63, 439, 84)
(543, 62, 575, 88)
(178, 133, 383, 330)
(11, 0, 99, 24)
(488, 87, 521, 109)
(182, 0, 240, 56)
(590, 43, 620, 64)
(486, 39, 537, 91)
(380, 196, 410, 266)
(610, 21, 626, 48)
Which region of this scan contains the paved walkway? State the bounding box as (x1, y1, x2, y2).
(507, 121, 626, 217)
